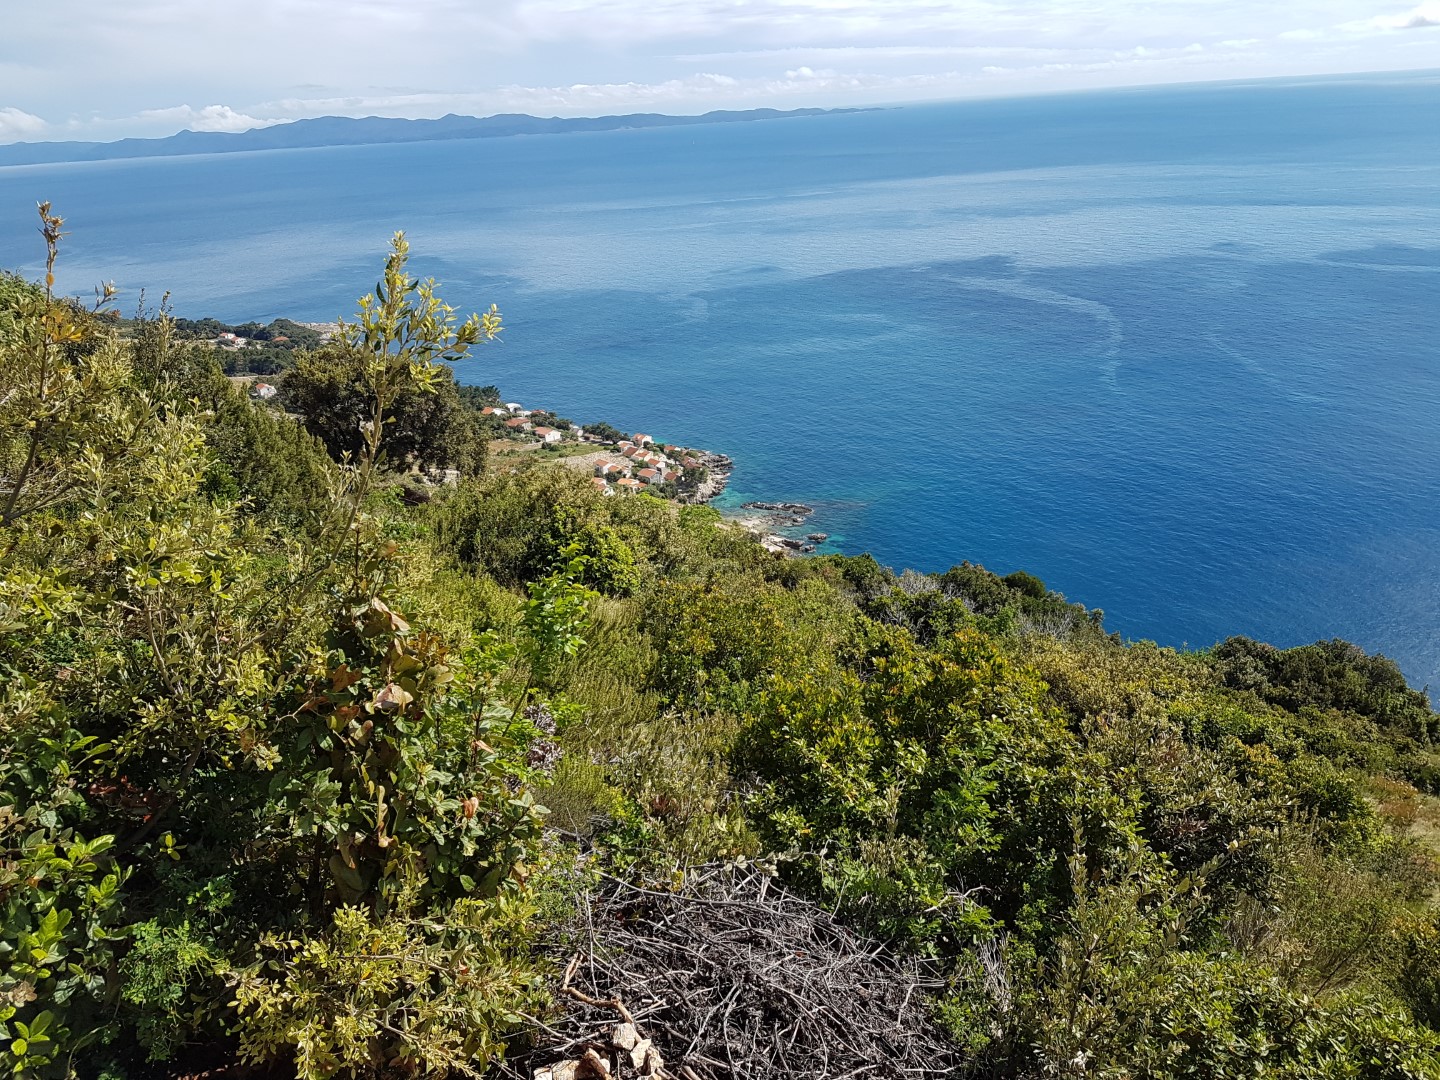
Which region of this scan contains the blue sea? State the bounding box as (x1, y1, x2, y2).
(3, 73, 1439, 687)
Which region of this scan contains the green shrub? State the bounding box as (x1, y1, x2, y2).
(735, 625, 1077, 942)
(118, 919, 223, 1062)
(1397, 914, 1440, 1031)
(232, 897, 541, 1079)
(991, 837, 1440, 1079)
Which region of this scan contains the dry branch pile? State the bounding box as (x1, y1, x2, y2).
(511, 864, 965, 1080)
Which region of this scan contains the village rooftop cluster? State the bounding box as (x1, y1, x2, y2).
(480, 402, 709, 497)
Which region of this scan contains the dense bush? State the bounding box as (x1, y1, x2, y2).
(0, 215, 549, 1078)
(281, 342, 491, 477)
(431, 470, 643, 594)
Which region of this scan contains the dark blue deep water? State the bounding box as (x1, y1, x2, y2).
(3, 73, 1439, 684)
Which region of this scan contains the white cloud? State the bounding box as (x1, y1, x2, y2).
(253, 69, 955, 117)
(1, 1, 1437, 139)
(678, 45, 1085, 63)
(494, 73, 756, 111)
(0, 106, 46, 142)
(1320, 2, 1440, 37)
(469, 45, 1254, 113)
(134, 104, 276, 133)
(1369, 1, 1440, 28)
(13, 103, 286, 144)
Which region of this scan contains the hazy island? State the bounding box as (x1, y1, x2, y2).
(0, 107, 875, 167)
(3, 215, 1439, 1080)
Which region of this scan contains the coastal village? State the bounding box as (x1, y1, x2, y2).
(478, 401, 734, 503)
(480, 401, 829, 553)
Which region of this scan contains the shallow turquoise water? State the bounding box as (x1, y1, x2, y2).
(3, 73, 1438, 684)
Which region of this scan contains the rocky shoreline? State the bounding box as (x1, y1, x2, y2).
(731, 501, 825, 555)
(678, 450, 734, 504)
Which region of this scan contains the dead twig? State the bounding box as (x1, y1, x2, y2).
(516, 864, 965, 1080)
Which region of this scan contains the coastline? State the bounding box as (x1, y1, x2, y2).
(679, 449, 734, 504)
(724, 502, 827, 555)
(533, 419, 824, 557)
(567, 427, 825, 555)
(475, 394, 834, 557)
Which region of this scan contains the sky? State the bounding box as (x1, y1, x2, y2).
(2, 0, 1438, 143)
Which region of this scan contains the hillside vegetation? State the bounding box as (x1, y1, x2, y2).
(2, 207, 1439, 1079)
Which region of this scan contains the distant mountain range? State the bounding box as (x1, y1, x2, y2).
(0, 108, 872, 167)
